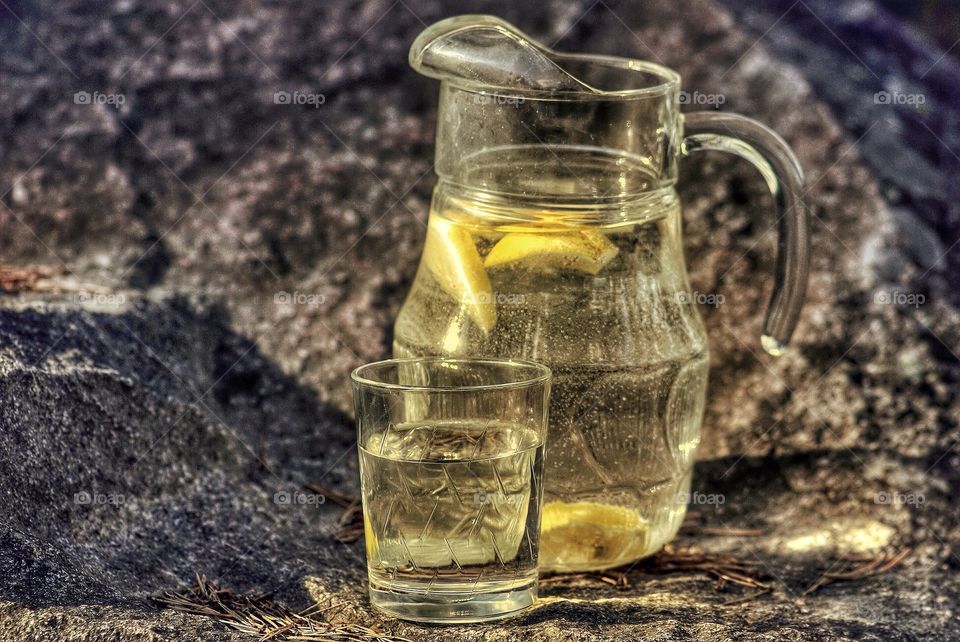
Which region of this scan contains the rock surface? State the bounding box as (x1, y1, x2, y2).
(0, 0, 958, 640)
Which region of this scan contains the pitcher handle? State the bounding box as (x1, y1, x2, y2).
(680, 112, 811, 356)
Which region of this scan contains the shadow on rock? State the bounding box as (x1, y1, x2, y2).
(0, 295, 360, 609)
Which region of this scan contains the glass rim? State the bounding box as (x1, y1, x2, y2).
(350, 357, 551, 393)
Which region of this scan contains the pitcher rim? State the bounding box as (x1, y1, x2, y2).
(437, 54, 681, 101)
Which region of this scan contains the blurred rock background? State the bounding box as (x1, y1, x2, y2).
(0, 0, 957, 639)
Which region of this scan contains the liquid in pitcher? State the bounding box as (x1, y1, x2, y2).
(394, 184, 708, 572)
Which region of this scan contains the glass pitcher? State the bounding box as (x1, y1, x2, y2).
(392, 16, 810, 572)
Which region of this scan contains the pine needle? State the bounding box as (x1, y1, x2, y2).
(155, 574, 412, 642)
(538, 546, 771, 592)
(803, 548, 911, 595)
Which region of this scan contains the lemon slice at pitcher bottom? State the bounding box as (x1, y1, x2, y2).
(540, 501, 649, 568)
(484, 229, 619, 275)
(423, 217, 496, 333)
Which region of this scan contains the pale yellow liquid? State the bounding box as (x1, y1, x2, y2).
(360, 420, 543, 598)
(394, 190, 708, 571)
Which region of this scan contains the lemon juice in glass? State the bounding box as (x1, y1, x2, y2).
(393, 16, 810, 572)
(352, 358, 551, 622)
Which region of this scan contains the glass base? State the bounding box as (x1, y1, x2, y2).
(369, 579, 536, 624)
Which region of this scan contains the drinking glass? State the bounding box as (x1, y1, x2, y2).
(351, 357, 551, 623)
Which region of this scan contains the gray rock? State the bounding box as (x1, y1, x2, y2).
(890, 207, 948, 271)
(0, 0, 958, 639)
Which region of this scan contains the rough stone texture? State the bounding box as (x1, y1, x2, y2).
(0, 0, 957, 640)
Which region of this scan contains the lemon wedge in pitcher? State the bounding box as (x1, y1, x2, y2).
(540, 501, 650, 570)
(423, 217, 496, 333)
(484, 228, 618, 274)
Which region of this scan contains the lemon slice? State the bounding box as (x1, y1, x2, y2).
(484, 229, 618, 274)
(423, 217, 496, 333)
(363, 513, 377, 558)
(540, 501, 649, 570)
